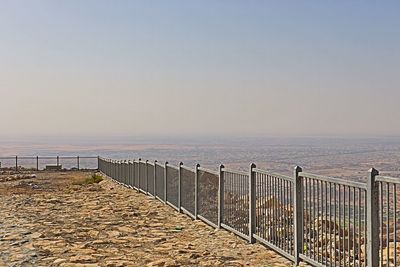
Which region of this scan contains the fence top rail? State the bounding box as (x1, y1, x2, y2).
(198, 166, 219, 176)
(155, 161, 165, 168)
(299, 172, 367, 189)
(181, 165, 194, 172)
(254, 168, 293, 182)
(147, 161, 155, 167)
(376, 175, 400, 184)
(167, 164, 179, 170)
(221, 167, 248, 177)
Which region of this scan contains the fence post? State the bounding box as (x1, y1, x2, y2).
(153, 160, 157, 198)
(367, 168, 380, 267)
(194, 163, 200, 219)
(293, 166, 303, 266)
(249, 163, 256, 244)
(77, 156, 80, 170)
(178, 162, 183, 212)
(57, 156, 59, 166)
(164, 162, 168, 203)
(218, 164, 225, 229)
(97, 156, 100, 171)
(36, 156, 39, 171)
(15, 156, 18, 172)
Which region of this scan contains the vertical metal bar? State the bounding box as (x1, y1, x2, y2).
(249, 163, 256, 243)
(395, 184, 397, 267)
(57, 156, 59, 166)
(284, 179, 288, 253)
(137, 159, 141, 192)
(294, 166, 303, 265)
(367, 168, 380, 267)
(347, 187, 350, 267)
(195, 164, 200, 219)
(145, 160, 149, 193)
(318, 180, 321, 263)
(77, 156, 80, 170)
(178, 162, 183, 212)
(305, 177, 309, 257)
(363, 190, 368, 265)
(334, 183, 337, 267)
(343, 186, 346, 267)
(261, 173, 265, 240)
(153, 160, 157, 198)
(358, 188, 361, 267)
(164, 162, 168, 203)
(338, 184, 342, 266)
(218, 165, 224, 228)
(312, 178, 316, 261)
(380, 182, 384, 267)
(36, 156, 39, 171)
(15, 156, 18, 171)
(279, 177, 282, 249)
(386, 183, 389, 267)
(329, 182, 333, 267)
(353, 188, 356, 267)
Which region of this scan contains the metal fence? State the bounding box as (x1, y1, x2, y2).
(0, 156, 98, 171)
(180, 165, 196, 218)
(166, 164, 179, 210)
(197, 166, 219, 227)
(98, 157, 400, 267)
(221, 167, 250, 240)
(155, 162, 165, 202)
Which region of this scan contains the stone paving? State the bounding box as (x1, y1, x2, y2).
(0, 171, 296, 266)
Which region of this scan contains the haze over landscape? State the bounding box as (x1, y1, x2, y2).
(1, 1, 400, 138)
(1, 1, 400, 179)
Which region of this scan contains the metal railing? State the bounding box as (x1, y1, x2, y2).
(166, 163, 179, 210)
(221, 167, 250, 240)
(180, 165, 196, 218)
(0, 156, 98, 171)
(197, 166, 219, 227)
(98, 157, 400, 267)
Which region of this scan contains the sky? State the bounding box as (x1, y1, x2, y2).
(1, 1, 399, 139)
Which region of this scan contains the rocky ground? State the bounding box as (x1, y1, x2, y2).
(0, 171, 296, 267)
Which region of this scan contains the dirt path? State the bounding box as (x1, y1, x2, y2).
(0, 171, 295, 267)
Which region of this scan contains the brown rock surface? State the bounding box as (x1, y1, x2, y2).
(0, 171, 299, 266)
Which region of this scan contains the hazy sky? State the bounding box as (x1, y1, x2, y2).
(1, 1, 399, 138)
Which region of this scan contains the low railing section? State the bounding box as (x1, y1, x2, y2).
(98, 157, 400, 267)
(0, 156, 98, 171)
